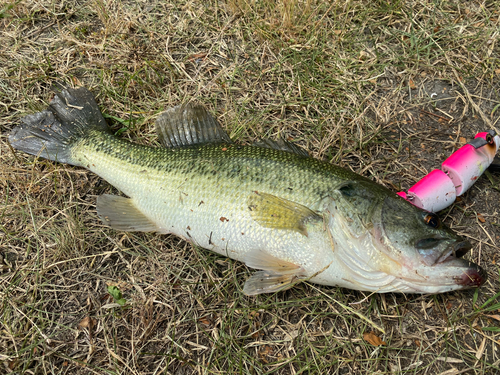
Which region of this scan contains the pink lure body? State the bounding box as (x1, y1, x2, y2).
(399, 131, 499, 212)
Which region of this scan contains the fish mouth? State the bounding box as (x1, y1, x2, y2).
(435, 240, 472, 264)
(421, 240, 487, 290)
(457, 265, 488, 288)
(438, 241, 488, 289)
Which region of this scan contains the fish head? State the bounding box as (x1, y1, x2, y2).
(377, 193, 486, 292)
(329, 180, 486, 293)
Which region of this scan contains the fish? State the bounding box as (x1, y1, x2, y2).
(8, 87, 487, 295)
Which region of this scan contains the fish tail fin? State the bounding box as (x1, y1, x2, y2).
(9, 87, 109, 166)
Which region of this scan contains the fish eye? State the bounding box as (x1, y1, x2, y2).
(486, 133, 494, 144)
(423, 213, 440, 228)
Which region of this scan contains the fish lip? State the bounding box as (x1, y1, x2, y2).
(397, 260, 487, 292)
(455, 264, 488, 288)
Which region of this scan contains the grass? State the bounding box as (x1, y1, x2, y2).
(1, 0, 500, 374)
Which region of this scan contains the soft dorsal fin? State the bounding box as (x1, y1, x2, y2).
(155, 103, 232, 148)
(247, 191, 322, 237)
(254, 138, 309, 157)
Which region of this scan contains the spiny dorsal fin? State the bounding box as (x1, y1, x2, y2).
(254, 138, 309, 157)
(247, 191, 322, 237)
(155, 103, 232, 148)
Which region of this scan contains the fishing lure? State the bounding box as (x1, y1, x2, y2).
(398, 130, 499, 212)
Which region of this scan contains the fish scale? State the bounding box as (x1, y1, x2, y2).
(8, 87, 487, 295)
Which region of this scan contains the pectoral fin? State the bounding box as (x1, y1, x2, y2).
(97, 194, 158, 232)
(247, 191, 321, 236)
(242, 249, 305, 295)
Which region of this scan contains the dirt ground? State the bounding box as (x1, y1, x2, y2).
(1, 1, 499, 374)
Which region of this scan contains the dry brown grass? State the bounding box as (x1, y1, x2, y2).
(1, 0, 500, 374)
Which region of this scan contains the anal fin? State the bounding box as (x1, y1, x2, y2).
(97, 194, 158, 232)
(242, 249, 305, 295)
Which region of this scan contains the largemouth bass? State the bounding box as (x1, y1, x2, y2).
(9, 87, 486, 294)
